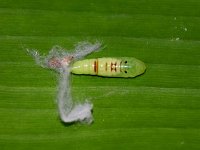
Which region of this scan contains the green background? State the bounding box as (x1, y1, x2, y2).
(0, 0, 200, 149)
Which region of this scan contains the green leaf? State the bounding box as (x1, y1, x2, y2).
(0, 0, 200, 149)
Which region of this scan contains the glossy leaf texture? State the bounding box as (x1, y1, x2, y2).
(0, 0, 200, 150)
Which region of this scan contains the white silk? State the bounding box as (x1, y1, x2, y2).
(28, 41, 102, 124)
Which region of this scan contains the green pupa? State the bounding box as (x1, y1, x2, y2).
(71, 57, 146, 77)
